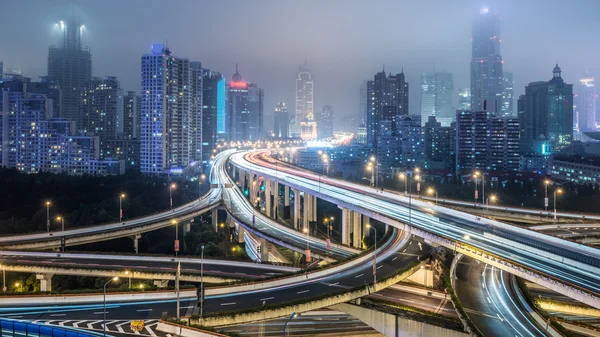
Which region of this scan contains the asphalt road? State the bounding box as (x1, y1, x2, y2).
(370, 287, 456, 317)
(455, 255, 549, 337)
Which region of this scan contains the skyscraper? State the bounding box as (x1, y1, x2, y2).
(519, 64, 573, 155)
(140, 44, 200, 175)
(359, 80, 368, 126)
(424, 116, 455, 171)
(47, 19, 92, 122)
(470, 8, 503, 114)
(501, 72, 514, 117)
(575, 74, 596, 136)
(458, 88, 471, 111)
(318, 105, 334, 139)
(123, 91, 140, 139)
(293, 62, 314, 138)
(420, 72, 454, 126)
(0, 62, 3, 78)
(300, 111, 318, 141)
(366, 69, 409, 148)
(273, 102, 289, 138)
(202, 68, 224, 166)
(190, 62, 203, 163)
(226, 65, 264, 141)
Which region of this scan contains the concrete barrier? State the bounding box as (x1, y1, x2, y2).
(195, 261, 425, 327)
(332, 303, 468, 337)
(157, 321, 227, 337)
(537, 300, 600, 317)
(0, 289, 197, 305)
(509, 275, 562, 337)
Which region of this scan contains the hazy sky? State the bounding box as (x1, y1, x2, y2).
(1, 0, 599, 131)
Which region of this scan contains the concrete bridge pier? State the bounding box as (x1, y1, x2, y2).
(293, 189, 301, 229)
(362, 216, 370, 249)
(185, 221, 192, 234)
(260, 238, 269, 262)
(211, 209, 218, 232)
(154, 280, 168, 288)
(36, 273, 53, 292)
(340, 207, 363, 249)
(265, 179, 273, 218)
(237, 225, 245, 244)
(131, 234, 142, 254)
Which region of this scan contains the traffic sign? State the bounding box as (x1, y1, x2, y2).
(174, 240, 180, 252)
(130, 321, 144, 332)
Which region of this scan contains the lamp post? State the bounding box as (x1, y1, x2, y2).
(45, 201, 51, 233)
(125, 271, 132, 288)
(169, 183, 176, 210)
(200, 245, 205, 319)
(303, 228, 311, 264)
(0, 265, 5, 292)
(473, 171, 480, 207)
(487, 195, 497, 207)
(544, 180, 550, 212)
(366, 224, 377, 290)
(283, 312, 297, 337)
(119, 193, 125, 222)
(199, 173, 206, 198)
(554, 188, 563, 220)
(172, 219, 179, 257)
(103, 277, 119, 337)
(369, 156, 377, 187)
(427, 188, 437, 205)
(366, 164, 374, 187)
(56, 216, 65, 232)
(15, 282, 22, 292)
(399, 173, 407, 194)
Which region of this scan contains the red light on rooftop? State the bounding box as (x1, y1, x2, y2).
(230, 81, 248, 88)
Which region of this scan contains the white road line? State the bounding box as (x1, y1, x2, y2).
(329, 282, 339, 287)
(297, 290, 309, 294)
(220, 302, 236, 306)
(260, 297, 274, 301)
(392, 256, 398, 261)
(50, 314, 66, 317)
(116, 321, 128, 333)
(57, 321, 67, 326)
(377, 265, 383, 269)
(179, 306, 195, 309)
(93, 312, 107, 315)
(145, 326, 157, 337)
(72, 321, 87, 328)
(87, 321, 102, 329)
(136, 309, 153, 312)
(355, 274, 364, 278)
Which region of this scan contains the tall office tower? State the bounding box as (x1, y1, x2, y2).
(420, 72, 454, 126)
(80, 77, 123, 140)
(501, 72, 514, 117)
(293, 62, 314, 138)
(0, 62, 3, 77)
(456, 110, 519, 172)
(359, 81, 368, 126)
(190, 62, 203, 163)
(519, 64, 573, 155)
(30, 76, 62, 118)
(366, 69, 409, 147)
(273, 102, 289, 138)
(470, 8, 503, 114)
(123, 91, 139, 139)
(376, 115, 424, 180)
(458, 88, 471, 110)
(202, 69, 224, 166)
(47, 19, 92, 122)
(300, 111, 318, 141)
(140, 44, 197, 175)
(226, 65, 264, 141)
(424, 116, 456, 170)
(318, 105, 334, 139)
(575, 74, 596, 137)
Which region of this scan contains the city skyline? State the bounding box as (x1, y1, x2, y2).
(1, 0, 600, 131)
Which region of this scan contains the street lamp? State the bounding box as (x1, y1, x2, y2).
(366, 224, 377, 290)
(171, 219, 179, 257)
(14, 282, 21, 292)
(473, 171, 480, 206)
(427, 188, 437, 205)
(169, 183, 176, 210)
(45, 201, 51, 233)
(415, 175, 421, 196)
(487, 195, 497, 207)
(544, 180, 550, 211)
(119, 193, 125, 222)
(200, 245, 205, 319)
(554, 188, 563, 220)
(303, 228, 310, 264)
(0, 265, 4, 292)
(56, 216, 65, 232)
(103, 277, 119, 337)
(199, 173, 206, 198)
(399, 173, 407, 194)
(283, 312, 297, 336)
(124, 271, 132, 288)
(369, 156, 378, 187)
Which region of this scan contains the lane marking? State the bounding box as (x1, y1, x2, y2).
(145, 325, 157, 337)
(355, 274, 364, 278)
(136, 309, 153, 312)
(297, 290, 310, 294)
(392, 256, 398, 261)
(220, 302, 236, 306)
(377, 265, 383, 270)
(50, 314, 66, 317)
(260, 297, 274, 301)
(329, 282, 339, 287)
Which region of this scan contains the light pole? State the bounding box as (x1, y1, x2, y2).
(366, 224, 377, 290)
(283, 312, 297, 337)
(125, 271, 132, 288)
(199, 173, 206, 198)
(103, 276, 119, 337)
(366, 164, 374, 187)
(303, 228, 310, 264)
(554, 188, 563, 220)
(169, 183, 176, 210)
(473, 171, 480, 207)
(172, 219, 179, 257)
(200, 245, 205, 319)
(119, 193, 125, 222)
(15, 282, 22, 292)
(399, 173, 407, 194)
(56, 216, 65, 232)
(415, 174, 421, 196)
(544, 180, 550, 212)
(487, 195, 497, 207)
(427, 188, 437, 205)
(1, 265, 4, 292)
(45, 201, 51, 233)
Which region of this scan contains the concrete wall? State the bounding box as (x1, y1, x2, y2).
(332, 303, 469, 337)
(0, 289, 197, 305)
(538, 300, 600, 317)
(157, 321, 227, 337)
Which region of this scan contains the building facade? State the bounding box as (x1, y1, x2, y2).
(293, 62, 314, 138)
(226, 66, 263, 141)
(424, 116, 456, 171)
(501, 72, 514, 117)
(318, 105, 334, 139)
(420, 72, 454, 126)
(574, 74, 596, 138)
(202, 68, 224, 166)
(458, 88, 471, 111)
(273, 102, 289, 138)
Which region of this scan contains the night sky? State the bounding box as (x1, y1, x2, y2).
(1, 0, 599, 131)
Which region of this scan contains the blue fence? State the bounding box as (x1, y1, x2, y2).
(0, 319, 110, 337)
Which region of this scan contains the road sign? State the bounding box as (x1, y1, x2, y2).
(60, 237, 65, 248)
(130, 320, 144, 332)
(305, 249, 311, 262)
(326, 238, 331, 250)
(174, 240, 180, 252)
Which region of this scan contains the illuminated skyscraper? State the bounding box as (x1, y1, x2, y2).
(470, 8, 503, 114)
(420, 72, 454, 126)
(501, 72, 514, 117)
(202, 68, 223, 165)
(293, 62, 314, 138)
(458, 88, 471, 111)
(575, 74, 596, 136)
(226, 65, 263, 141)
(318, 105, 334, 138)
(273, 102, 289, 138)
(300, 111, 317, 141)
(47, 19, 91, 122)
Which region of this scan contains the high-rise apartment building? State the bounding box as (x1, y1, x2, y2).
(140, 44, 202, 175)
(574, 74, 596, 137)
(376, 115, 424, 180)
(318, 105, 334, 139)
(366, 69, 409, 147)
(226, 65, 263, 141)
(47, 19, 92, 122)
(123, 91, 140, 139)
(501, 72, 514, 117)
(424, 116, 456, 171)
(458, 88, 471, 111)
(190, 62, 203, 163)
(456, 110, 519, 172)
(470, 8, 503, 114)
(293, 62, 314, 138)
(420, 72, 454, 126)
(202, 68, 224, 166)
(359, 80, 368, 126)
(519, 64, 573, 155)
(273, 102, 289, 138)
(80, 77, 123, 138)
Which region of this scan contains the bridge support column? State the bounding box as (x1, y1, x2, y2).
(237, 225, 245, 243)
(273, 181, 279, 219)
(352, 212, 361, 249)
(131, 234, 141, 254)
(185, 221, 192, 234)
(303, 193, 313, 232)
(36, 273, 53, 292)
(154, 280, 168, 288)
(311, 194, 317, 223)
(212, 209, 218, 232)
(293, 189, 301, 229)
(265, 179, 272, 218)
(362, 216, 370, 249)
(340, 207, 352, 246)
(260, 238, 269, 262)
(284, 185, 290, 207)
